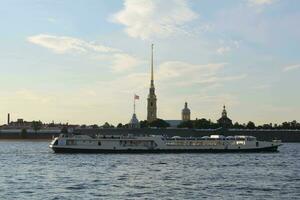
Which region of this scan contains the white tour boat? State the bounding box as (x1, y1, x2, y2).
(49, 134, 281, 153)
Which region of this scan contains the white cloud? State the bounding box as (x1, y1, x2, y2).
(216, 46, 231, 55)
(283, 64, 300, 72)
(248, 0, 274, 6)
(111, 53, 143, 72)
(216, 40, 240, 55)
(155, 61, 246, 87)
(27, 34, 119, 54)
(27, 34, 141, 72)
(112, 0, 198, 39)
(157, 61, 225, 80)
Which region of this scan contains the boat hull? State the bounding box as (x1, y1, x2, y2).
(51, 145, 279, 154)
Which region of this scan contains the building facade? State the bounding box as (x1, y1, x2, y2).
(147, 44, 157, 123)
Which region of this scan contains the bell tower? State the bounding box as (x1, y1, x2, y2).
(182, 102, 191, 121)
(147, 44, 157, 122)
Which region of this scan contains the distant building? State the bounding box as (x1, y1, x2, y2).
(128, 113, 140, 128)
(7, 113, 10, 125)
(182, 102, 191, 121)
(217, 105, 233, 129)
(0, 114, 78, 130)
(147, 44, 157, 123)
(7, 118, 33, 129)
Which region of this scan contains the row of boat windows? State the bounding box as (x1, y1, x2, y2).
(119, 140, 156, 147)
(166, 141, 248, 146)
(65, 140, 157, 146)
(66, 140, 94, 145)
(168, 138, 256, 141)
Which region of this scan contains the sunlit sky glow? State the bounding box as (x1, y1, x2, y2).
(0, 0, 299, 125)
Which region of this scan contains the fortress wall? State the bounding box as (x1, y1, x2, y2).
(0, 128, 299, 142)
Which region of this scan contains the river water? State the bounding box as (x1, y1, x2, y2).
(0, 141, 299, 199)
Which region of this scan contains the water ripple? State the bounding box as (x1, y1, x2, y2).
(0, 141, 299, 199)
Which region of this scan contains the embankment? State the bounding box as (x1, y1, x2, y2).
(1, 128, 300, 142)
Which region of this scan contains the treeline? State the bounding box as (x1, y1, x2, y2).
(79, 119, 300, 130)
(231, 120, 300, 130)
(178, 119, 300, 130)
(80, 119, 171, 129)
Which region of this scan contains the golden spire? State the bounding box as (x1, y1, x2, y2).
(151, 44, 154, 87)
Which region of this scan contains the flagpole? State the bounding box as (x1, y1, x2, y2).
(133, 95, 136, 114)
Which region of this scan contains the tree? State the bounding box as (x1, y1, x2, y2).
(31, 121, 43, 133)
(232, 122, 244, 129)
(177, 120, 194, 129)
(194, 118, 218, 129)
(117, 123, 123, 128)
(91, 124, 99, 129)
(149, 119, 170, 128)
(246, 121, 256, 129)
(102, 122, 114, 128)
(140, 120, 149, 128)
(262, 124, 272, 129)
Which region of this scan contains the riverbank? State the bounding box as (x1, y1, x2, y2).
(1, 128, 300, 142)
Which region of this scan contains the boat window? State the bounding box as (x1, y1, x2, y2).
(98, 141, 101, 146)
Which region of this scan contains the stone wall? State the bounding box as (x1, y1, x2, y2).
(0, 128, 299, 142)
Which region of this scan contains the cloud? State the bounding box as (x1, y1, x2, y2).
(216, 40, 240, 55)
(111, 53, 143, 72)
(27, 34, 141, 72)
(283, 64, 300, 72)
(112, 0, 198, 39)
(27, 34, 119, 54)
(216, 46, 231, 55)
(155, 61, 246, 87)
(248, 0, 274, 6)
(157, 61, 225, 80)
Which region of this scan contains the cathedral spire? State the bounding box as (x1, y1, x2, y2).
(151, 44, 154, 87)
(147, 44, 157, 122)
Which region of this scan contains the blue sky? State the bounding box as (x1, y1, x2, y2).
(0, 0, 299, 125)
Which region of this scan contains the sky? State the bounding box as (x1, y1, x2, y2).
(0, 0, 299, 125)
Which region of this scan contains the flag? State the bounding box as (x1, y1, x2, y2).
(134, 94, 139, 100)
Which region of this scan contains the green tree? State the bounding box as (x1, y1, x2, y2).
(117, 123, 123, 128)
(149, 119, 170, 128)
(232, 122, 245, 129)
(177, 120, 194, 129)
(194, 118, 218, 129)
(91, 124, 99, 129)
(102, 122, 114, 128)
(262, 124, 272, 129)
(246, 121, 256, 129)
(31, 121, 43, 133)
(139, 120, 149, 128)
